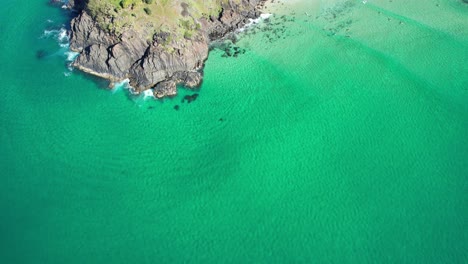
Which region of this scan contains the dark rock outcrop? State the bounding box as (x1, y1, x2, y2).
(154, 80, 177, 98)
(67, 0, 266, 98)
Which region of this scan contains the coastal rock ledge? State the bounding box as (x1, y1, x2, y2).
(67, 0, 266, 98)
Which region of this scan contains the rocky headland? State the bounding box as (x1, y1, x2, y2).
(66, 0, 266, 98)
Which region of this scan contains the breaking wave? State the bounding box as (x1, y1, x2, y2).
(41, 26, 69, 48)
(41, 21, 78, 76)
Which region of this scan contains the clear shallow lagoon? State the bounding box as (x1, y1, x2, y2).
(1, 0, 467, 262)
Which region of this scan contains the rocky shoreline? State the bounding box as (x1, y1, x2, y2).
(65, 0, 267, 98)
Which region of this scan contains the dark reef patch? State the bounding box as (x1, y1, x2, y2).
(36, 50, 48, 59)
(182, 93, 199, 104)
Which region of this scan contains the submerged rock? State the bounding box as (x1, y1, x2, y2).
(182, 94, 199, 104)
(36, 50, 47, 59)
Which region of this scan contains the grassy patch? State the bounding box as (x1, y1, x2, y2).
(86, 0, 245, 42)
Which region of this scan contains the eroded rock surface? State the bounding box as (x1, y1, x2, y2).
(67, 0, 266, 98)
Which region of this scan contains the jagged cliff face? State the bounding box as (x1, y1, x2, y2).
(68, 0, 264, 98)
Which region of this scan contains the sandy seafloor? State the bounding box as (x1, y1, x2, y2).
(0, 0, 467, 263)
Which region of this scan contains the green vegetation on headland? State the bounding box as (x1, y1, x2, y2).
(85, 0, 241, 40)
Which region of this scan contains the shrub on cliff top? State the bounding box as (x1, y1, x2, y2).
(120, 0, 134, 8)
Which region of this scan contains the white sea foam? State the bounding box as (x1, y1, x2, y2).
(111, 79, 154, 100)
(42, 29, 58, 38)
(42, 23, 80, 73)
(113, 79, 130, 90)
(143, 89, 155, 99)
(60, 0, 69, 8)
(42, 27, 70, 48)
(64, 51, 79, 61)
(58, 28, 69, 44)
(261, 13, 273, 20)
(58, 28, 67, 41)
(238, 13, 272, 32)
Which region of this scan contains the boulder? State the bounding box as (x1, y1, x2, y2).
(153, 81, 177, 98)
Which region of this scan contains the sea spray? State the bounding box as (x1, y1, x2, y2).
(143, 89, 155, 99)
(41, 20, 80, 76)
(111, 79, 131, 94)
(64, 51, 79, 62)
(110, 79, 156, 101)
(41, 26, 71, 50)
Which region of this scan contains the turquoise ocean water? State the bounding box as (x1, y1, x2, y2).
(1, 0, 467, 262)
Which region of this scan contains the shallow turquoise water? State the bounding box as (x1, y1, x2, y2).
(1, 0, 467, 263)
